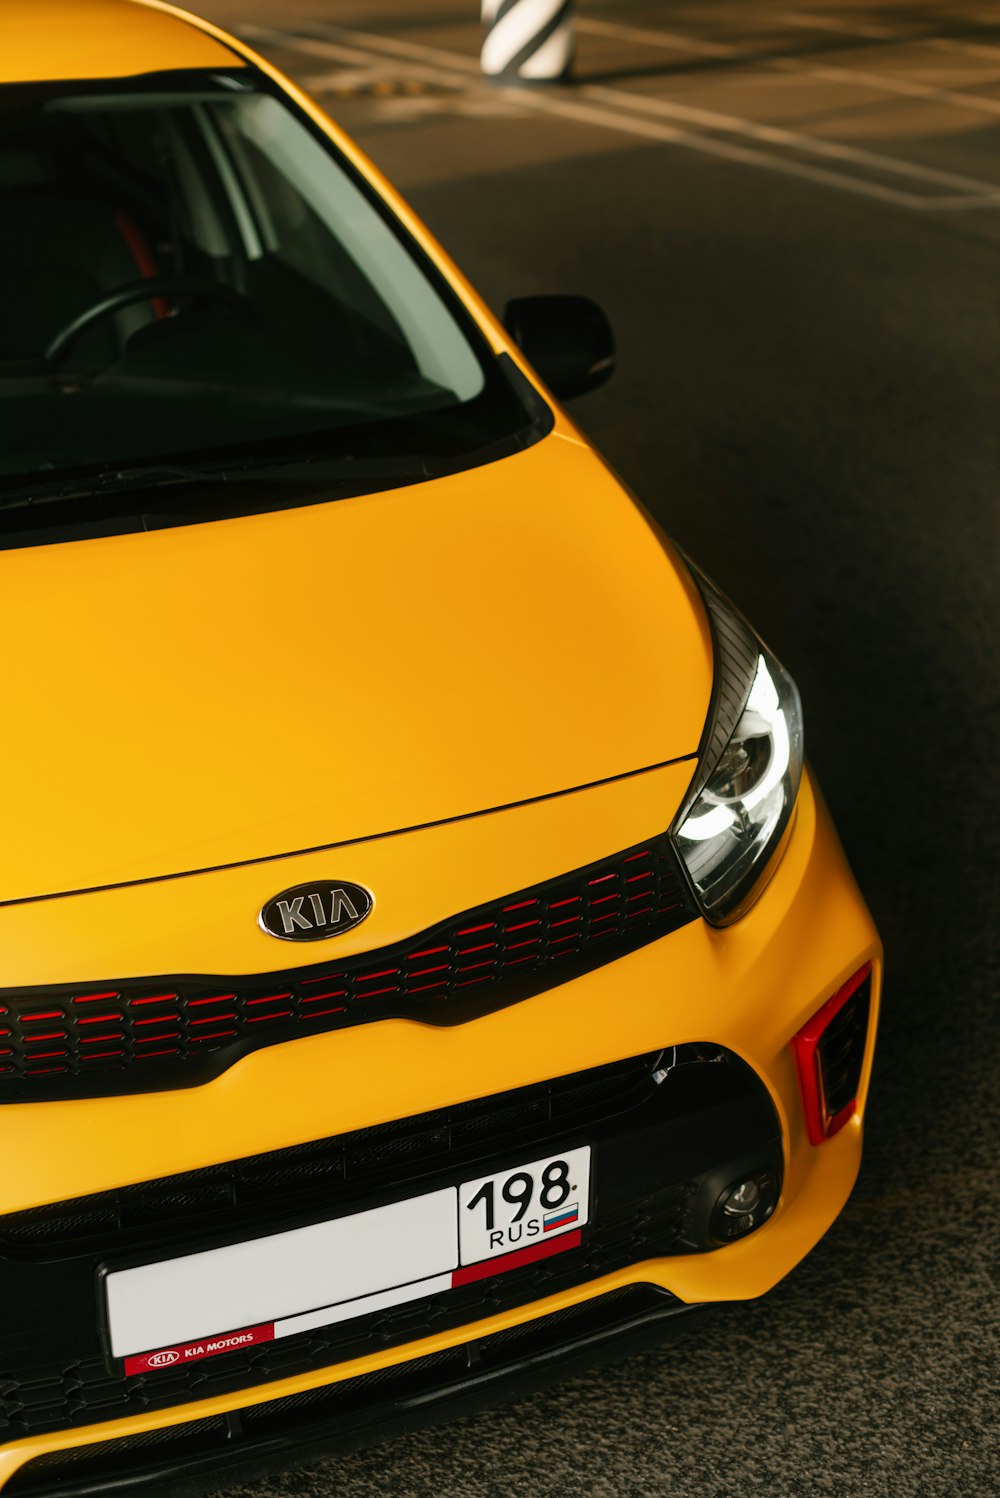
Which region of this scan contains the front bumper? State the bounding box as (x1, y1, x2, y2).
(0, 762, 881, 1491)
(3, 1288, 705, 1498)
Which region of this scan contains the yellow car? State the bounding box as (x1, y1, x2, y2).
(0, 1, 881, 1492)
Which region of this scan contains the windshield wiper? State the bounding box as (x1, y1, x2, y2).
(0, 452, 435, 512)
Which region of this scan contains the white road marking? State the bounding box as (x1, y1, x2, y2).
(240, 23, 1000, 212)
(302, 67, 398, 91)
(770, 57, 1000, 118)
(764, 11, 899, 40)
(575, 17, 737, 58)
(582, 10, 1000, 76)
(579, 12, 1000, 121)
(927, 36, 1000, 63)
(581, 83, 1000, 196)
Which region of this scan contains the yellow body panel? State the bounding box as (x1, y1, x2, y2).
(0, 438, 710, 904)
(0, 0, 237, 82)
(0, 1, 882, 1486)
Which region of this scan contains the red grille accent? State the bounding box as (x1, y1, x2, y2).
(0, 836, 696, 1097)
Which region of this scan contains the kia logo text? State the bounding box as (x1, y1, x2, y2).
(259, 881, 374, 942)
(146, 1350, 181, 1368)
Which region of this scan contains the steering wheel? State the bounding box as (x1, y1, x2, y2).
(45, 277, 254, 367)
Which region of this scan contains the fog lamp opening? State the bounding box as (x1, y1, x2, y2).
(709, 1168, 779, 1244)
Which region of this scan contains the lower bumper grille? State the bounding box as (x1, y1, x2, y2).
(0, 1050, 661, 1258)
(6, 1286, 694, 1498)
(0, 1046, 781, 1446)
(2, 1194, 691, 1441)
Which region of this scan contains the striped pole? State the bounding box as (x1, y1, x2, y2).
(481, 0, 575, 83)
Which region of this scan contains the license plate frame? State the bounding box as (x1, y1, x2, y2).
(100, 1144, 592, 1376)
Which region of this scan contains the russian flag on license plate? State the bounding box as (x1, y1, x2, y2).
(543, 1202, 579, 1232)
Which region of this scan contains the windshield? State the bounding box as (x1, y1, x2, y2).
(0, 70, 543, 530)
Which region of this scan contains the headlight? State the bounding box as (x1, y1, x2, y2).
(671, 564, 804, 924)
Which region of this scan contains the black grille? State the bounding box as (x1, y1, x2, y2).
(0, 1046, 781, 1447)
(0, 1050, 661, 1257)
(0, 835, 696, 1100)
(818, 975, 872, 1117)
(6, 1287, 676, 1496)
(0, 1190, 693, 1441)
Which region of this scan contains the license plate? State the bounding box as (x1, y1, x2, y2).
(105, 1144, 591, 1376)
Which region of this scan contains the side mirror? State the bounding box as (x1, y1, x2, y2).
(503, 294, 615, 400)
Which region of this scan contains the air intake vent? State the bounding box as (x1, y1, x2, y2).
(817, 978, 871, 1118)
(0, 1049, 663, 1255)
(792, 965, 873, 1144)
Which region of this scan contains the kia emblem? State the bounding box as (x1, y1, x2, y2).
(259, 881, 374, 942)
(146, 1350, 181, 1368)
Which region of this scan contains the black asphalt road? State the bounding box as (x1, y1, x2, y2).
(195, 4, 1000, 1494)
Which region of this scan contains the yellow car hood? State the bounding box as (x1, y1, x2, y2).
(0, 432, 712, 903)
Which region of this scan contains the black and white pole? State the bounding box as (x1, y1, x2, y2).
(481, 0, 575, 83)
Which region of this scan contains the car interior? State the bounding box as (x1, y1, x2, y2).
(0, 73, 502, 488)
